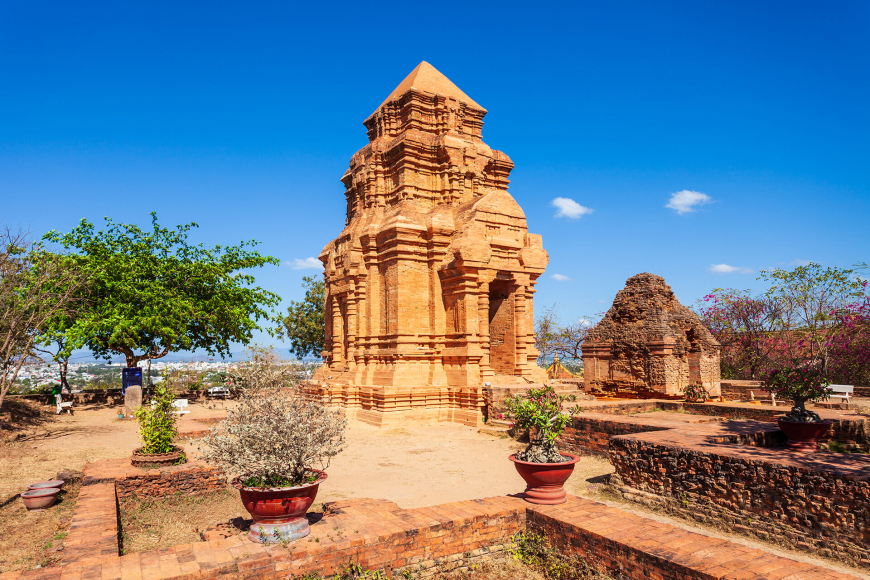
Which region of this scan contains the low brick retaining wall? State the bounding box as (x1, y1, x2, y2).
(83, 458, 225, 499)
(9, 390, 215, 407)
(12, 489, 860, 580)
(609, 434, 870, 567)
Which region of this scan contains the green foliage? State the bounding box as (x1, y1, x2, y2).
(764, 365, 831, 407)
(504, 385, 578, 443)
(133, 382, 178, 454)
(241, 472, 318, 488)
(510, 532, 610, 580)
(43, 213, 281, 367)
(282, 275, 325, 360)
(682, 382, 708, 401)
(289, 563, 388, 580)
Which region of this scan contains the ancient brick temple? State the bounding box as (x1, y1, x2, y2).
(582, 273, 721, 398)
(308, 62, 549, 426)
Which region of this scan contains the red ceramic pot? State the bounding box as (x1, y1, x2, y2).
(28, 480, 64, 490)
(509, 453, 581, 505)
(777, 419, 833, 452)
(231, 471, 326, 543)
(21, 487, 61, 510)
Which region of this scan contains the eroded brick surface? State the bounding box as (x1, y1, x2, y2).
(83, 458, 224, 500)
(610, 430, 870, 567)
(583, 273, 721, 398)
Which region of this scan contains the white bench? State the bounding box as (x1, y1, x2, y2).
(55, 394, 73, 415)
(150, 398, 191, 415)
(828, 384, 854, 404)
(206, 386, 230, 399)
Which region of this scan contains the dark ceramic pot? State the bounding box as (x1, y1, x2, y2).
(509, 453, 581, 505)
(22, 487, 61, 510)
(131, 447, 186, 467)
(28, 480, 64, 490)
(777, 419, 833, 452)
(231, 471, 326, 543)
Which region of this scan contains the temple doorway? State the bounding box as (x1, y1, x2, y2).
(488, 282, 515, 374)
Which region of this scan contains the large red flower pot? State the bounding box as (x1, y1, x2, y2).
(509, 453, 581, 505)
(777, 420, 833, 452)
(231, 471, 326, 543)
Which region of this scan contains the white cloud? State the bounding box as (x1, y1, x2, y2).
(708, 263, 753, 274)
(551, 273, 571, 281)
(578, 318, 592, 327)
(284, 257, 322, 270)
(551, 197, 593, 219)
(666, 190, 713, 215)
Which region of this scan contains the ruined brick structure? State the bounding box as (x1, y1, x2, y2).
(309, 62, 548, 426)
(582, 273, 721, 398)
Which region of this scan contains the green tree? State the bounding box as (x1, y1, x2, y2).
(44, 213, 281, 368)
(282, 275, 325, 360)
(759, 262, 865, 371)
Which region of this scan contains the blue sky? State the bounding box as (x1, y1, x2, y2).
(2, 1, 868, 359)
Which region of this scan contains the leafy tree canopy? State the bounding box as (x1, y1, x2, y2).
(44, 213, 281, 367)
(282, 275, 324, 360)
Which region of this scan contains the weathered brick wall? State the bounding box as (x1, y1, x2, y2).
(609, 437, 870, 566)
(114, 465, 225, 499)
(719, 380, 764, 401)
(557, 416, 669, 456)
(573, 400, 661, 416)
(9, 389, 211, 407)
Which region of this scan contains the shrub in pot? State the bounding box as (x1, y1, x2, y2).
(504, 385, 580, 504)
(199, 347, 346, 543)
(132, 381, 185, 467)
(765, 365, 833, 451)
(682, 382, 708, 403)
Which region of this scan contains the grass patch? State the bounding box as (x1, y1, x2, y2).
(0, 481, 81, 573)
(119, 488, 247, 554)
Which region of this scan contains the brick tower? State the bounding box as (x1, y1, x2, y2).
(308, 62, 549, 426)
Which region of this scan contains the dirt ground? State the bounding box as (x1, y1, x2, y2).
(0, 481, 80, 573)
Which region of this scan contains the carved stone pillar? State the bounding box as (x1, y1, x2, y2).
(346, 281, 357, 370)
(331, 296, 343, 365)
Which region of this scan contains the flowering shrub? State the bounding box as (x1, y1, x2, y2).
(827, 294, 870, 388)
(504, 385, 578, 463)
(198, 347, 346, 488)
(682, 383, 708, 401)
(764, 365, 832, 423)
(133, 381, 178, 454)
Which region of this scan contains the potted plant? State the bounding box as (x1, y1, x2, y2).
(199, 347, 346, 544)
(765, 365, 833, 452)
(504, 385, 580, 505)
(683, 382, 708, 403)
(131, 381, 185, 467)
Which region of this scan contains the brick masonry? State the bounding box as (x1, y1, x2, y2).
(609, 430, 870, 568)
(83, 458, 225, 500)
(4, 484, 861, 580)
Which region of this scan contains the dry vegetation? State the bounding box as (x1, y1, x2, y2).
(0, 481, 80, 573)
(119, 489, 248, 554)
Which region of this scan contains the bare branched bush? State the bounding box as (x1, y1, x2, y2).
(0, 228, 86, 409)
(198, 346, 346, 488)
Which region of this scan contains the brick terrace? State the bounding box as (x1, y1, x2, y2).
(1, 459, 864, 580)
(550, 399, 870, 568)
